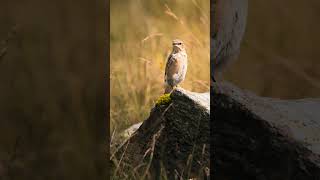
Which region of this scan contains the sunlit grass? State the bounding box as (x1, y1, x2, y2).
(110, 0, 210, 134)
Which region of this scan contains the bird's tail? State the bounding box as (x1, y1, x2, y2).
(164, 85, 173, 94)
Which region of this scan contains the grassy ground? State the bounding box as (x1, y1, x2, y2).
(110, 0, 210, 134)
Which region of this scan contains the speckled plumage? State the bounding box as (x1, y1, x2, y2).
(164, 39, 188, 94)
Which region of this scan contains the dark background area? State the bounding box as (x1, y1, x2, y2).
(0, 0, 108, 179)
(224, 0, 320, 99)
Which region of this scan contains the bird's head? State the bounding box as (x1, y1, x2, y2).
(172, 39, 185, 53)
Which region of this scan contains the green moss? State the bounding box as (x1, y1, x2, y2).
(156, 93, 172, 106)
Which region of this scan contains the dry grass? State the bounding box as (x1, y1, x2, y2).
(110, 1, 209, 178)
(110, 0, 210, 133)
(110, 131, 209, 180)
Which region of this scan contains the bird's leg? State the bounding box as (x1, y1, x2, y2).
(171, 85, 176, 92)
(164, 84, 173, 94)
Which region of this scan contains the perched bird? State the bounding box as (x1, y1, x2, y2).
(211, 0, 248, 82)
(164, 39, 188, 94)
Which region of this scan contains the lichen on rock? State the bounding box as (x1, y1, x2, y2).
(155, 93, 172, 106)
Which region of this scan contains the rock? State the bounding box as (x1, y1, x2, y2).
(119, 122, 143, 141)
(212, 82, 320, 179)
(112, 88, 210, 179)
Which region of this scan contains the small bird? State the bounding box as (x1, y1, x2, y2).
(211, 0, 248, 82)
(164, 39, 188, 94)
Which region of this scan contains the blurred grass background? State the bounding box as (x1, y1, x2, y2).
(224, 0, 320, 99)
(110, 0, 210, 134)
(0, 0, 107, 179)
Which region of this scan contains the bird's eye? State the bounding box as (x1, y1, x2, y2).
(173, 42, 182, 46)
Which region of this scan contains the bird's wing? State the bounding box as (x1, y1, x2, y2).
(164, 54, 172, 77)
(165, 54, 182, 81)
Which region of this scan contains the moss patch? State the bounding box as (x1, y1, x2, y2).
(156, 93, 172, 106)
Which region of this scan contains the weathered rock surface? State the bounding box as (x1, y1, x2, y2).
(212, 82, 320, 180)
(112, 88, 210, 179)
